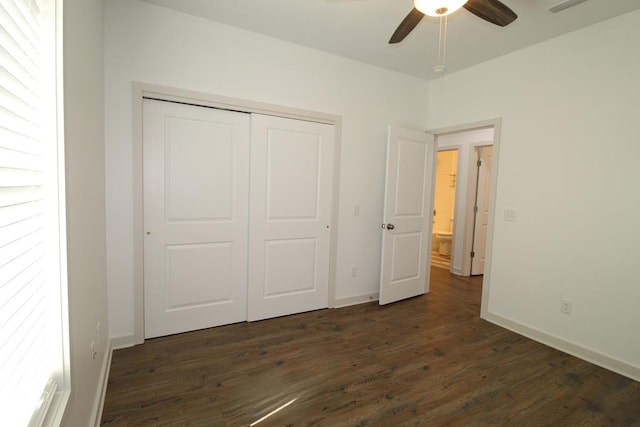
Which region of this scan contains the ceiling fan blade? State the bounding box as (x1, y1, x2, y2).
(463, 0, 517, 27)
(389, 8, 425, 44)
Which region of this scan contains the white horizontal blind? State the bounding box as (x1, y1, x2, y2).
(0, 0, 64, 425)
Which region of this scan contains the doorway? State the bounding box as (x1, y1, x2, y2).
(432, 149, 458, 270)
(430, 126, 495, 277)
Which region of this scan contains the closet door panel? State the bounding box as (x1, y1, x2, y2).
(143, 99, 250, 338)
(248, 115, 334, 321)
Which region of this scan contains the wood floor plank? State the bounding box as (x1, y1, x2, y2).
(101, 267, 640, 426)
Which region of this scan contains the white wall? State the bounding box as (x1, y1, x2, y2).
(428, 10, 640, 379)
(104, 0, 429, 342)
(62, 0, 110, 425)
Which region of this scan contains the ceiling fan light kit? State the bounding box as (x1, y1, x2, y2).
(389, 0, 518, 44)
(414, 0, 468, 17)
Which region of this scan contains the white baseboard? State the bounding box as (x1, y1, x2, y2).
(332, 292, 378, 308)
(110, 333, 139, 350)
(91, 338, 113, 427)
(450, 266, 465, 276)
(483, 311, 640, 382)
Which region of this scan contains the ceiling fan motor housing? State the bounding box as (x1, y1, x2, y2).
(414, 0, 469, 17)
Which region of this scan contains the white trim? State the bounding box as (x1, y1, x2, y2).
(333, 292, 379, 308)
(45, 0, 72, 418)
(110, 334, 137, 350)
(484, 312, 640, 382)
(481, 122, 501, 318)
(428, 118, 499, 137)
(31, 381, 57, 427)
(41, 390, 69, 427)
(90, 340, 113, 427)
(132, 82, 342, 343)
(136, 83, 340, 124)
(132, 85, 144, 345)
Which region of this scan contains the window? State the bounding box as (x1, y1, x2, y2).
(0, 0, 69, 425)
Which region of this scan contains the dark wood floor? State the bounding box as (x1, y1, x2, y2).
(101, 267, 640, 426)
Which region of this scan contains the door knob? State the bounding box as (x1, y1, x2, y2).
(386, 223, 395, 230)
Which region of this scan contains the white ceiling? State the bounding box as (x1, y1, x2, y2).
(138, 0, 640, 80)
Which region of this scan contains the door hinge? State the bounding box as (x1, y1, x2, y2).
(473, 206, 478, 213)
(477, 160, 482, 167)
(470, 251, 475, 258)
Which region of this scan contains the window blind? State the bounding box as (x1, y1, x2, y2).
(0, 0, 65, 425)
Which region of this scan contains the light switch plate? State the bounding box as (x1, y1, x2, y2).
(504, 209, 517, 222)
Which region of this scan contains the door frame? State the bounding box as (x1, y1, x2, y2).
(428, 119, 502, 319)
(131, 82, 343, 345)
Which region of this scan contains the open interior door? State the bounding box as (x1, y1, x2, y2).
(379, 126, 436, 305)
(471, 145, 493, 275)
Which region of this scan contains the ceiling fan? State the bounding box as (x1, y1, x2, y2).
(389, 0, 517, 44)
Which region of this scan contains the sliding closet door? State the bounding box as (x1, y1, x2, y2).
(248, 115, 334, 321)
(143, 99, 250, 338)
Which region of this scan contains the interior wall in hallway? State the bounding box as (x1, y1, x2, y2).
(433, 150, 458, 233)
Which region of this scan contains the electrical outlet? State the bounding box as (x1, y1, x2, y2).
(351, 265, 358, 278)
(561, 298, 573, 315)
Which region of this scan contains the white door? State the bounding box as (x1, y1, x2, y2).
(248, 114, 334, 321)
(471, 146, 493, 275)
(143, 99, 250, 338)
(379, 126, 436, 305)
